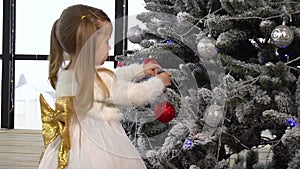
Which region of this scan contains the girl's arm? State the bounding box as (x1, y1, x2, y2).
(114, 63, 162, 82)
(114, 63, 144, 81)
(95, 70, 165, 106)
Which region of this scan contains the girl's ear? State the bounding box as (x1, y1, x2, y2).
(95, 20, 109, 29)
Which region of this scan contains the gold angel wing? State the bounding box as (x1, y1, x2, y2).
(39, 93, 59, 147)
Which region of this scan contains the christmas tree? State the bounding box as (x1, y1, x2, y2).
(118, 0, 300, 168)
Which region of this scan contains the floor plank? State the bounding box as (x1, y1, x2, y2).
(0, 129, 273, 168)
(0, 129, 43, 169)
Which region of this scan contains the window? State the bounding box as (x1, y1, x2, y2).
(14, 1, 116, 129)
(15, 60, 54, 129)
(0, 2, 3, 55)
(0, 3, 3, 126)
(0, 60, 2, 127)
(127, 0, 147, 51)
(15, 0, 115, 55)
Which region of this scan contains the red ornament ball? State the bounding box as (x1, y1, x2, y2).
(154, 101, 176, 123)
(143, 58, 158, 65)
(117, 61, 124, 67)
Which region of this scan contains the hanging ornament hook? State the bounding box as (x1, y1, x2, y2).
(282, 14, 290, 26)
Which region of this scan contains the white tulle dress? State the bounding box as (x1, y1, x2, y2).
(38, 64, 165, 169)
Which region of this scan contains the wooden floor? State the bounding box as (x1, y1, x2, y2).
(0, 129, 43, 169)
(0, 129, 273, 169)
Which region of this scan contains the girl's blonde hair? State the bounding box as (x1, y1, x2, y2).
(49, 4, 113, 98)
(49, 4, 113, 113)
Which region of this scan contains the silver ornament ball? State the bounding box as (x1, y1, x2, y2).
(127, 25, 144, 44)
(204, 104, 223, 128)
(197, 36, 218, 57)
(271, 25, 294, 48)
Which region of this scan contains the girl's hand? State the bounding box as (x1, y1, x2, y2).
(156, 72, 171, 86)
(143, 63, 162, 76)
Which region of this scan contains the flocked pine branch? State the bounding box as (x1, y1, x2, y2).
(296, 76, 300, 117)
(120, 0, 300, 168)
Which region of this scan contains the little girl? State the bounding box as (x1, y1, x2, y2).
(38, 4, 171, 169)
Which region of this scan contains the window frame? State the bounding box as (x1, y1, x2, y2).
(1, 0, 128, 129)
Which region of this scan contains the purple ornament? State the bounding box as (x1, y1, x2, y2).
(184, 139, 193, 148)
